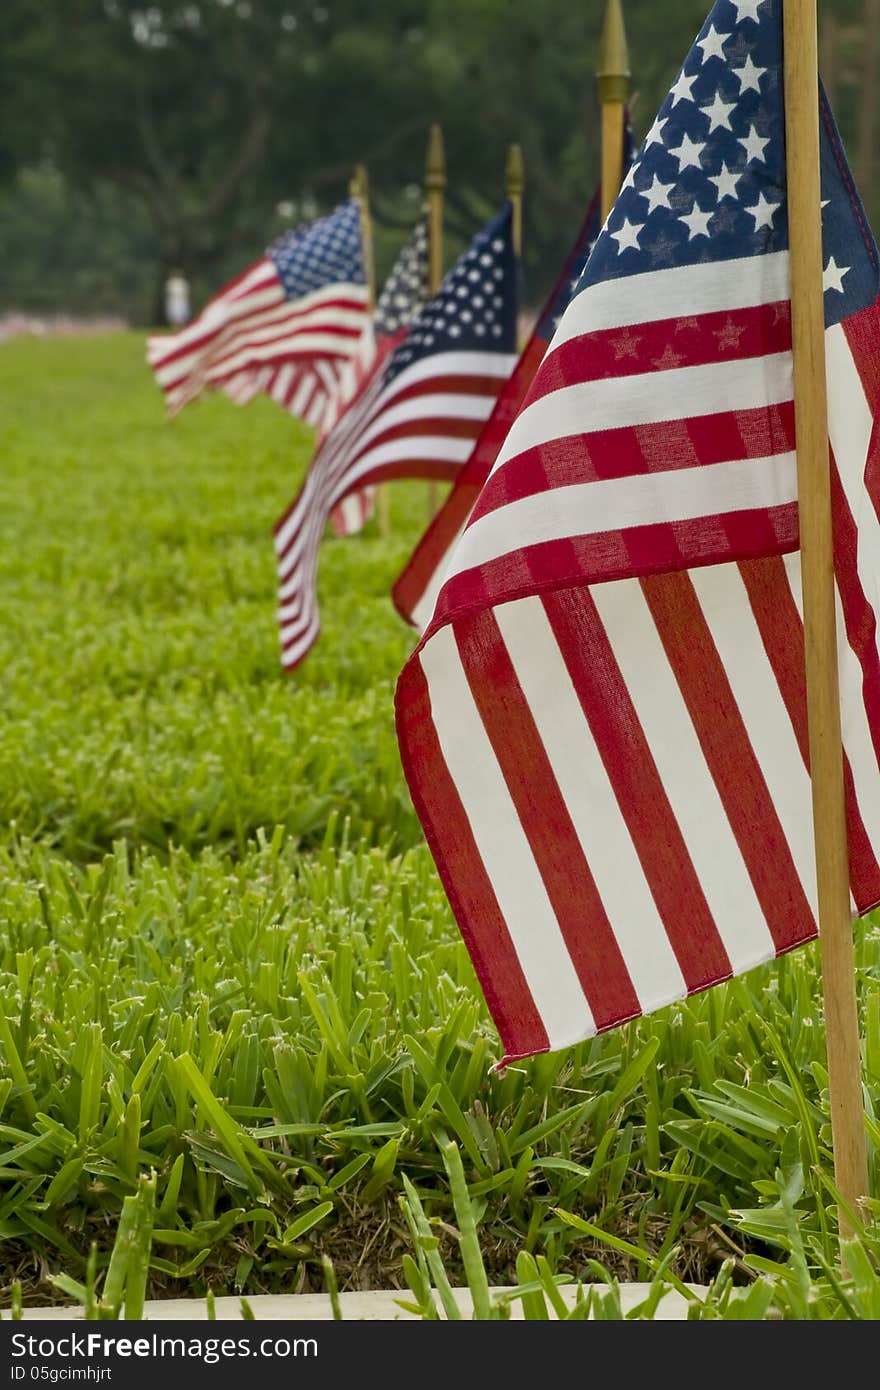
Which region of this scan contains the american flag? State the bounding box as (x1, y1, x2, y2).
(327, 215, 431, 537)
(392, 194, 603, 630)
(147, 199, 369, 419)
(395, 0, 880, 1064)
(274, 204, 518, 671)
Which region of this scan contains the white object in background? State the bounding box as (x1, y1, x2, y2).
(164, 271, 191, 327)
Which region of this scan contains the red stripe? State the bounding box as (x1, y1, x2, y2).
(154, 287, 362, 374)
(151, 273, 285, 373)
(393, 338, 551, 625)
(469, 404, 797, 523)
(432, 506, 800, 632)
(831, 459, 880, 769)
(530, 301, 792, 403)
(640, 570, 815, 953)
(395, 657, 550, 1058)
(455, 610, 641, 1031)
(154, 289, 367, 395)
(739, 554, 880, 914)
(541, 584, 733, 992)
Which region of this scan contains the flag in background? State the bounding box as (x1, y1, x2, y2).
(146, 199, 369, 418)
(328, 214, 431, 537)
(395, 0, 880, 1064)
(392, 196, 601, 630)
(274, 203, 519, 671)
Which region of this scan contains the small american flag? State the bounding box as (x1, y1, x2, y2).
(328, 215, 431, 537)
(396, 0, 880, 1064)
(274, 204, 518, 671)
(392, 194, 603, 631)
(147, 199, 369, 418)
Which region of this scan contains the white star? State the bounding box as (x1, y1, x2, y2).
(732, 54, 766, 93)
(697, 25, 730, 62)
(610, 217, 645, 252)
(739, 124, 770, 163)
(643, 116, 668, 149)
(670, 69, 698, 105)
(701, 91, 737, 132)
(746, 193, 780, 230)
(709, 162, 742, 200)
(668, 132, 706, 171)
(823, 257, 850, 293)
(640, 174, 675, 213)
(679, 204, 713, 240)
(730, 0, 766, 21)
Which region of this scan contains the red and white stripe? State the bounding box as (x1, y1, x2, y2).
(439, 252, 801, 617)
(274, 345, 515, 670)
(147, 258, 369, 418)
(396, 296, 880, 1063)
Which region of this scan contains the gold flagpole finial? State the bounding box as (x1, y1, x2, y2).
(597, 0, 630, 107)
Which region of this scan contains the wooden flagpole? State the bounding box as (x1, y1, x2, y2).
(505, 142, 524, 264)
(782, 0, 869, 1243)
(597, 0, 630, 221)
(425, 123, 446, 521)
(350, 163, 388, 538)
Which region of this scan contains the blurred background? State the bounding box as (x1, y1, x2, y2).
(0, 0, 876, 332)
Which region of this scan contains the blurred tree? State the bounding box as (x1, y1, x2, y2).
(0, 0, 872, 324)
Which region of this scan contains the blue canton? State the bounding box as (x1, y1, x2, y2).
(580, 0, 878, 329)
(268, 199, 366, 299)
(374, 216, 430, 336)
(386, 204, 517, 384)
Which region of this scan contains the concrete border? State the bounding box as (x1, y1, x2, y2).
(8, 1285, 699, 1321)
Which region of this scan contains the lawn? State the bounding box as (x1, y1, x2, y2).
(0, 334, 879, 1320)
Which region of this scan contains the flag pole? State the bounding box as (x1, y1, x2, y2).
(505, 142, 524, 263)
(425, 123, 446, 521)
(350, 163, 388, 539)
(597, 0, 630, 221)
(782, 0, 869, 1243)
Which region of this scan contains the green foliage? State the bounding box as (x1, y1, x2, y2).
(0, 337, 878, 1319)
(1, 1, 874, 323)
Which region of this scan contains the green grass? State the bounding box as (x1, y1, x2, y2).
(0, 334, 879, 1319)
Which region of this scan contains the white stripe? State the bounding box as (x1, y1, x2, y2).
(276, 431, 478, 586)
(290, 373, 314, 418)
(550, 250, 790, 353)
(494, 598, 688, 1010)
(272, 364, 294, 403)
(205, 329, 365, 378)
(591, 575, 778, 972)
(280, 611, 320, 668)
(689, 563, 819, 913)
(411, 530, 462, 632)
(152, 287, 286, 381)
(783, 548, 880, 917)
(147, 262, 280, 360)
(449, 451, 798, 578)
(489, 351, 793, 478)
(152, 281, 368, 381)
(826, 324, 880, 620)
(835, 583, 880, 902)
(420, 625, 596, 1047)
